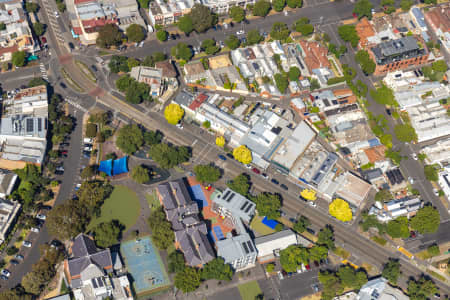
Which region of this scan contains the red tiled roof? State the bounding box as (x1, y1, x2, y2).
(72, 27, 83, 35)
(356, 17, 375, 48)
(298, 40, 330, 72)
(425, 6, 450, 33)
(189, 93, 208, 111)
(74, 0, 95, 5)
(81, 18, 116, 29)
(0, 45, 18, 56)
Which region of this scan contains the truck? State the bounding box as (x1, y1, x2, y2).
(397, 246, 414, 259)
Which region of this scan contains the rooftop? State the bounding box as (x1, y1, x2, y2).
(358, 277, 409, 300)
(335, 172, 372, 208)
(213, 188, 255, 224)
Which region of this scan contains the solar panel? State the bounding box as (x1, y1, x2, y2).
(92, 278, 98, 288)
(247, 241, 254, 252)
(242, 242, 249, 254)
(226, 193, 235, 203)
(222, 190, 230, 200)
(26, 118, 34, 132)
(38, 118, 42, 131)
(97, 277, 104, 287)
(240, 202, 248, 211)
(245, 204, 253, 213)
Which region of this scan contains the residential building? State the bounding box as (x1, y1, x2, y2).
(383, 70, 424, 91)
(149, 0, 194, 26)
(255, 230, 312, 263)
(356, 17, 376, 49)
(422, 138, 450, 166)
(0, 169, 17, 198)
(297, 40, 334, 85)
(0, 0, 38, 62)
(370, 196, 423, 222)
(369, 36, 429, 75)
(438, 166, 450, 201)
(390, 81, 448, 110)
(361, 168, 386, 187)
(0, 198, 20, 245)
(410, 7, 428, 33)
(130, 66, 163, 97)
(157, 179, 215, 267)
(0, 85, 48, 169)
(290, 98, 306, 115)
(198, 0, 255, 14)
(64, 234, 132, 300)
(406, 101, 450, 142)
(358, 277, 409, 300)
(424, 5, 450, 55)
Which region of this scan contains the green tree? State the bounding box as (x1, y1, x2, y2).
(190, 4, 215, 33)
(280, 245, 309, 272)
(410, 206, 440, 234)
(310, 78, 320, 91)
(225, 34, 241, 49)
(337, 266, 367, 290)
(319, 271, 343, 300)
(137, 0, 150, 8)
(337, 25, 360, 48)
(288, 66, 301, 81)
(381, 0, 396, 13)
(201, 257, 233, 281)
(317, 226, 335, 250)
(294, 18, 314, 36)
(230, 6, 245, 22)
(386, 149, 403, 165)
(108, 55, 129, 73)
(432, 60, 447, 73)
(400, 0, 413, 10)
(353, 0, 373, 19)
(115, 74, 133, 92)
(247, 29, 264, 45)
(424, 165, 439, 182)
(394, 124, 417, 143)
(408, 277, 437, 300)
(380, 134, 393, 148)
(370, 84, 396, 106)
(293, 215, 310, 233)
(96, 24, 122, 48)
(168, 251, 186, 273)
(148, 207, 175, 249)
(386, 216, 409, 238)
(174, 266, 201, 292)
(253, 0, 271, 17)
(309, 245, 329, 262)
(33, 22, 45, 36)
(287, 0, 302, 8)
(6, 246, 19, 256)
(177, 15, 194, 34)
(254, 192, 281, 219)
(355, 50, 376, 75)
(93, 220, 123, 248)
(81, 165, 96, 179)
(270, 22, 290, 41)
(382, 259, 401, 285)
(28, 77, 47, 87)
(131, 165, 150, 184)
(126, 81, 151, 104)
(194, 164, 221, 183)
(46, 199, 88, 241)
(0, 22, 5, 31)
(375, 189, 392, 202)
(274, 73, 288, 93)
(25, 1, 39, 13)
(273, 0, 286, 11)
(116, 124, 143, 154)
(149, 143, 191, 169)
(156, 30, 168, 42)
(226, 173, 250, 196)
(12, 51, 26, 67)
(171, 43, 193, 61)
(427, 244, 440, 256)
(126, 24, 145, 42)
(202, 39, 220, 55)
(143, 130, 163, 146)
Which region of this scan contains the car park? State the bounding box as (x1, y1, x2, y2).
(280, 184, 288, 191)
(271, 178, 279, 185)
(218, 154, 227, 161)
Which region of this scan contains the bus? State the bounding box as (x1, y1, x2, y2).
(397, 246, 414, 259)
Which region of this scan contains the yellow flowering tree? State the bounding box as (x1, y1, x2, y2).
(216, 136, 225, 147)
(233, 145, 252, 164)
(329, 198, 353, 222)
(164, 103, 184, 125)
(301, 189, 316, 201)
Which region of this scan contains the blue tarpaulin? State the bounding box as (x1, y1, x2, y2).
(262, 216, 278, 230)
(112, 156, 128, 175)
(99, 159, 113, 176)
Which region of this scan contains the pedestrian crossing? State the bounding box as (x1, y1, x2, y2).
(39, 63, 49, 81)
(65, 97, 88, 113)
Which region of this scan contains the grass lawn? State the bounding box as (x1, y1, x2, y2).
(146, 190, 160, 212)
(250, 214, 275, 236)
(88, 185, 141, 232)
(238, 281, 262, 300)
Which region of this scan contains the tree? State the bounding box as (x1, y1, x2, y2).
(288, 66, 301, 81)
(108, 55, 129, 73)
(171, 43, 193, 61)
(274, 73, 288, 93)
(424, 165, 439, 182)
(353, 0, 373, 19)
(337, 266, 367, 290)
(156, 30, 168, 42)
(12, 51, 26, 67)
(190, 4, 215, 33)
(319, 271, 343, 300)
(355, 50, 376, 75)
(148, 207, 174, 249)
(287, 0, 302, 8)
(273, 0, 286, 11)
(164, 103, 184, 125)
(427, 244, 440, 256)
(370, 84, 396, 106)
(149, 143, 191, 169)
(309, 245, 329, 262)
(329, 198, 353, 222)
(410, 206, 440, 234)
(194, 164, 221, 183)
(202, 39, 220, 55)
(116, 124, 143, 154)
(225, 34, 241, 49)
(131, 165, 150, 184)
(317, 226, 335, 250)
(233, 145, 252, 164)
(0, 288, 32, 300)
(28, 77, 47, 87)
(246, 29, 264, 45)
(337, 25, 360, 48)
(33, 22, 45, 36)
(254, 192, 281, 219)
(137, 0, 150, 8)
(266, 263, 275, 272)
(386, 216, 409, 238)
(96, 24, 122, 48)
(280, 245, 309, 272)
(270, 22, 290, 41)
(81, 165, 96, 179)
(253, 0, 271, 17)
(93, 220, 123, 248)
(76, 181, 113, 213)
(0, 22, 5, 31)
(310, 78, 320, 91)
(381, 0, 396, 13)
(168, 251, 186, 273)
(25, 1, 39, 13)
(6, 246, 19, 256)
(380, 134, 393, 148)
(201, 258, 233, 281)
(382, 259, 401, 285)
(216, 136, 225, 147)
(174, 266, 201, 292)
(408, 277, 437, 300)
(375, 189, 392, 202)
(294, 18, 314, 36)
(126, 24, 145, 42)
(177, 15, 194, 34)
(432, 60, 447, 73)
(128, 56, 140, 69)
(293, 216, 310, 234)
(47, 199, 87, 241)
(227, 174, 250, 196)
(400, 0, 413, 11)
(125, 81, 151, 104)
(394, 124, 417, 143)
(230, 6, 245, 23)
(85, 123, 98, 139)
(115, 74, 133, 93)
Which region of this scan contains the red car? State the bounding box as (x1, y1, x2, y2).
(305, 264, 311, 270)
(61, 150, 68, 155)
(252, 167, 260, 174)
(410, 231, 416, 238)
(353, 12, 357, 18)
(205, 184, 212, 191)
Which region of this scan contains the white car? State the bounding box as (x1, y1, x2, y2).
(261, 173, 269, 180)
(245, 164, 252, 169)
(84, 146, 92, 152)
(433, 189, 439, 196)
(36, 214, 46, 220)
(54, 11, 59, 18)
(408, 177, 414, 184)
(277, 271, 284, 280)
(176, 123, 183, 129)
(22, 241, 32, 248)
(308, 201, 317, 207)
(412, 153, 418, 160)
(83, 138, 93, 144)
(31, 227, 40, 233)
(1, 270, 10, 277)
(236, 30, 245, 35)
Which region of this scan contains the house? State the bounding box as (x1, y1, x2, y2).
(297, 40, 334, 85)
(358, 278, 409, 300)
(369, 36, 429, 75)
(425, 5, 450, 54)
(356, 17, 376, 49)
(438, 166, 450, 201)
(64, 234, 132, 300)
(255, 230, 312, 263)
(0, 199, 20, 245)
(130, 66, 163, 97)
(422, 138, 450, 166)
(290, 98, 306, 115)
(197, 0, 255, 14)
(0, 169, 17, 198)
(0, 85, 48, 169)
(155, 60, 177, 79)
(370, 197, 423, 223)
(406, 101, 450, 142)
(157, 179, 215, 267)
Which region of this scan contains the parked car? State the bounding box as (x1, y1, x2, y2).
(252, 167, 260, 174)
(9, 259, 19, 265)
(55, 170, 64, 175)
(218, 154, 227, 161)
(176, 123, 183, 129)
(83, 138, 93, 144)
(83, 151, 91, 158)
(61, 150, 68, 155)
(306, 228, 315, 235)
(305, 264, 311, 270)
(271, 178, 279, 185)
(1, 270, 10, 277)
(386, 108, 391, 115)
(245, 164, 252, 169)
(0, 275, 8, 280)
(56, 166, 64, 172)
(84, 146, 92, 152)
(22, 241, 32, 247)
(410, 231, 417, 238)
(15, 254, 24, 261)
(236, 30, 245, 35)
(280, 184, 288, 191)
(54, 11, 59, 18)
(31, 227, 40, 233)
(36, 214, 46, 220)
(226, 153, 234, 159)
(313, 284, 319, 292)
(261, 173, 269, 180)
(412, 153, 418, 160)
(309, 201, 317, 207)
(277, 271, 284, 280)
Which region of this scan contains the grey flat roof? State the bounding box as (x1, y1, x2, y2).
(214, 188, 255, 223)
(372, 36, 419, 59)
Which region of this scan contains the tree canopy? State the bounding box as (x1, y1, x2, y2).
(116, 124, 143, 154)
(190, 4, 216, 33)
(270, 22, 290, 41)
(194, 164, 221, 183)
(288, 66, 301, 81)
(93, 220, 123, 248)
(96, 24, 122, 48)
(337, 25, 360, 48)
(126, 24, 145, 42)
(287, 0, 302, 7)
(230, 6, 245, 22)
(355, 50, 376, 75)
(131, 165, 150, 184)
(408, 277, 437, 300)
(280, 245, 309, 272)
(382, 259, 401, 285)
(47, 199, 88, 241)
(353, 0, 373, 19)
(370, 84, 397, 106)
(274, 73, 289, 93)
(168, 251, 186, 273)
(329, 198, 353, 222)
(375, 189, 392, 202)
(174, 266, 201, 292)
(171, 43, 193, 61)
(33, 22, 45, 36)
(201, 258, 233, 281)
(156, 30, 168, 42)
(227, 173, 251, 196)
(201, 39, 220, 55)
(164, 103, 185, 125)
(148, 207, 174, 249)
(273, 0, 286, 11)
(293, 216, 310, 234)
(410, 206, 440, 234)
(12, 51, 26, 67)
(225, 34, 241, 49)
(28, 77, 47, 88)
(394, 124, 417, 143)
(215, 136, 226, 147)
(317, 226, 335, 250)
(253, 0, 271, 16)
(233, 145, 252, 164)
(177, 15, 194, 34)
(424, 165, 439, 182)
(108, 55, 129, 73)
(386, 216, 410, 238)
(337, 266, 368, 290)
(294, 18, 314, 35)
(254, 192, 281, 219)
(149, 143, 191, 169)
(246, 29, 264, 45)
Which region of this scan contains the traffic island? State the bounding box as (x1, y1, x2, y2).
(61, 68, 84, 93)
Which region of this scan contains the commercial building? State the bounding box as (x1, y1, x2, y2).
(64, 234, 132, 300)
(0, 85, 48, 168)
(358, 277, 409, 300)
(130, 66, 163, 97)
(406, 101, 450, 142)
(157, 179, 215, 267)
(390, 81, 448, 110)
(0, 0, 38, 62)
(422, 138, 450, 166)
(369, 36, 429, 75)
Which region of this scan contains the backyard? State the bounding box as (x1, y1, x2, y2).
(88, 185, 141, 233)
(238, 281, 262, 300)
